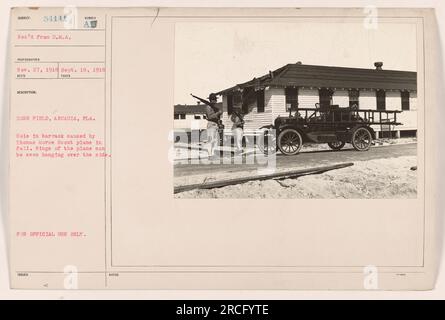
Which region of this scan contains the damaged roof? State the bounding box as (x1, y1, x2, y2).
(216, 63, 417, 95)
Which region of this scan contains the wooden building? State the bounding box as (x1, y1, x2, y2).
(174, 103, 225, 137)
(216, 62, 417, 138)
(174, 104, 209, 132)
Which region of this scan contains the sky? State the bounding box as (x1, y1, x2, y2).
(174, 21, 417, 105)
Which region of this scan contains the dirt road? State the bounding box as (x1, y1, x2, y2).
(174, 143, 417, 177)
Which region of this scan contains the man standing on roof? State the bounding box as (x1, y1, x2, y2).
(191, 93, 222, 159)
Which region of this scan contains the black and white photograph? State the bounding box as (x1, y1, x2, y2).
(173, 20, 418, 199)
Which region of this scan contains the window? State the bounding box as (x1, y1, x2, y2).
(242, 88, 254, 114)
(194, 115, 201, 120)
(400, 130, 417, 138)
(401, 91, 410, 111)
(319, 88, 333, 110)
(285, 87, 298, 111)
(376, 90, 386, 110)
(174, 114, 179, 120)
(234, 92, 244, 113)
(180, 114, 186, 120)
(349, 90, 360, 108)
(234, 93, 243, 105)
(227, 94, 234, 115)
(256, 89, 265, 113)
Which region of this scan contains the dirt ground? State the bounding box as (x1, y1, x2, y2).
(174, 155, 417, 199)
(173, 137, 417, 161)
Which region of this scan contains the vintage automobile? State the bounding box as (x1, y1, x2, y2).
(259, 103, 402, 156)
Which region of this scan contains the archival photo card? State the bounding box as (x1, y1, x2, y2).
(7, 7, 438, 290)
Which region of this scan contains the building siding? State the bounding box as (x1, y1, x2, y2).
(242, 96, 273, 131)
(298, 89, 319, 109)
(268, 87, 287, 119)
(221, 91, 273, 132)
(386, 91, 402, 111)
(410, 92, 418, 111)
(221, 95, 231, 129)
(332, 90, 349, 107)
(174, 115, 208, 131)
(359, 91, 377, 110)
(399, 111, 417, 131)
(219, 88, 417, 135)
(400, 93, 417, 131)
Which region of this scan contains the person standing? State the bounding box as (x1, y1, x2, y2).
(191, 93, 222, 159)
(230, 107, 245, 155)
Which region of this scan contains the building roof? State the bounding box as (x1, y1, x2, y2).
(174, 103, 222, 114)
(216, 63, 417, 95)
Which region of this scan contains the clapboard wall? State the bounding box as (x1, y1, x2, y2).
(220, 88, 417, 134)
(221, 94, 273, 132)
